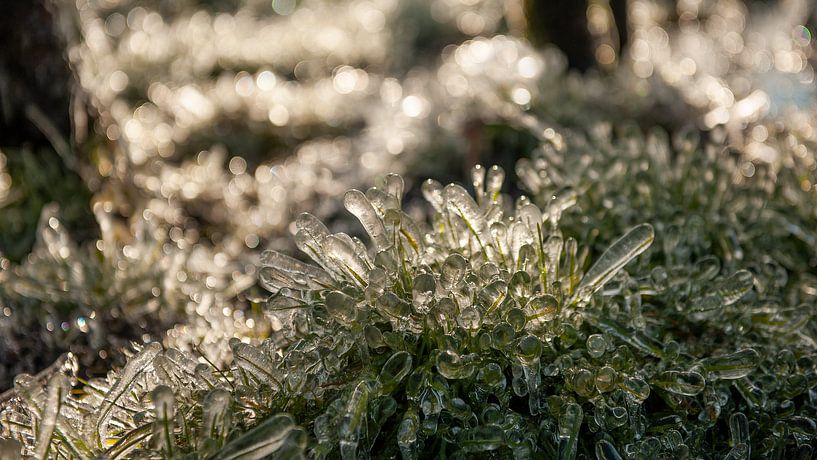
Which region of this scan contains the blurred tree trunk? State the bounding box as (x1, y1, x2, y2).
(0, 0, 73, 148)
(525, 0, 628, 72)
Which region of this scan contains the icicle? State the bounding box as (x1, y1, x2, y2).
(395, 211, 425, 255)
(489, 222, 510, 267)
(13, 365, 90, 459)
(397, 410, 419, 460)
(366, 187, 399, 214)
(436, 350, 476, 379)
(517, 203, 542, 233)
(543, 234, 563, 288)
(595, 439, 624, 460)
(517, 335, 544, 415)
(294, 213, 341, 277)
(459, 425, 504, 452)
(544, 188, 577, 227)
(411, 273, 436, 314)
(729, 412, 750, 457)
(715, 270, 754, 306)
(195, 363, 221, 389)
(153, 353, 190, 388)
(440, 254, 468, 290)
(561, 237, 579, 294)
(594, 317, 664, 357)
(526, 294, 558, 326)
(325, 291, 358, 325)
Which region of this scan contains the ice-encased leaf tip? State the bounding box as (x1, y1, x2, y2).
(574, 223, 654, 301)
(344, 189, 389, 251)
(699, 348, 760, 380)
(211, 413, 304, 460)
(34, 373, 70, 460)
(259, 250, 333, 291)
(201, 389, 232, 444)
(94, 342, 162, 449)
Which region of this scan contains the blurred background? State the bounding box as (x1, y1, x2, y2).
(0, 0, 815, 389)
